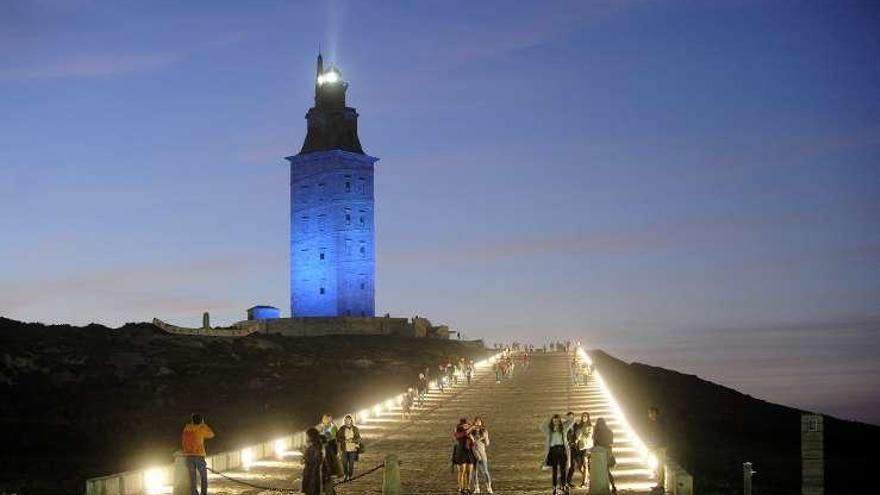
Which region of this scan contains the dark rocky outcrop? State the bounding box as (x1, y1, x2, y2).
(0, 317, 487, 495)
(590, 350, 876, 494)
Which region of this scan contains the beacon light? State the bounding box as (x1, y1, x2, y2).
(385, 399, 395, 410)
(373, 404, 383, 416)
(318, 71, 340, 85)
(358, 409, 370, 421)
(241, 447, 254, 469)
(143, 467, 168, 495)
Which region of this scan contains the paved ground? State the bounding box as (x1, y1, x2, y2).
(208, 351, 655, 495)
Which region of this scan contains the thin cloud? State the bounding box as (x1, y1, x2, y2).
(385, 212, 812, 264)
(0, 253, 276, 323)
(0, 52, 183, 81)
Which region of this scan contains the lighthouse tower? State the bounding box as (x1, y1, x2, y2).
(286, 54, 378, 317)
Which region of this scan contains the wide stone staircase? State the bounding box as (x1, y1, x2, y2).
(205, 351, 656, 495)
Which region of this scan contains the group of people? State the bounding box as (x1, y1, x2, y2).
(542, 411, 616, 495)
(493, 350, 521, 382)
(572, 358, 595, 386)
(452, 417, 493, 494)
(301, 413, 365, 494)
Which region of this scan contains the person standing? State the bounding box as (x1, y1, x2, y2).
(542, 414, 574, 495)
(452, 418, 477, 494)
(646, 406, 667, 492)
(471, 417, 493, 494)
(302, 428, 323, 495)
(316, 414, 342, 480)
(568, 412, 593, 488)
(336, 415, 362, 482)
(590, 418, 617, 495)
(181, 414, 214, 495)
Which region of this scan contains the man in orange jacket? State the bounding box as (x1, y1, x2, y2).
(182, 414, 215, 495)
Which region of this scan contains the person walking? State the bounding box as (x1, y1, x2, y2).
(335, 415, 362, 482)
(542, 413, 574, 495)
(402, 389, 414, 420)
(471, 417, 493, 494)
(302, 427, 324, 495)
(438, 364, 447, 393)
(417, 373, 428, 406)
(452, 418, 477, 494)
(181, 414, 214, 495)
(568, 412, 593, 488)
(589, 418, 617, 495)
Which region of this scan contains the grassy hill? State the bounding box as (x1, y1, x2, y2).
(590, 350, 876, 494)
(0, 317, 487, 495)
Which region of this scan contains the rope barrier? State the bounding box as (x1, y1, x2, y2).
(333, 460, 386, 486)
(205, 459, 387, 492)
(205, 465, 299, 493)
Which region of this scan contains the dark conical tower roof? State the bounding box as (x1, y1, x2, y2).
(299, 55, 364, 155)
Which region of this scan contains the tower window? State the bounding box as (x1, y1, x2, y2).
(359, 216, 365, 226)
(360, 282, 365, 290)
(345, 239, 352, 256)
(359, 245, 366, 257)
(345, 181, 351, 192)
(319, 252, 325, 260)
(346, 213, 351, 225)
(319, 287, 325, 295)
(358, 178, 366, 194)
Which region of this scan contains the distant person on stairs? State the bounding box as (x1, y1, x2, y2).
(542, 413, 574, 495)
(181, 413, 214, 495)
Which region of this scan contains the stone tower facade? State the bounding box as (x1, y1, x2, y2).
(286, 54, 378, 317)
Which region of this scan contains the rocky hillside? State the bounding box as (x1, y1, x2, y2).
(0, 317, 487, 495)
(590, 350, 876, 495)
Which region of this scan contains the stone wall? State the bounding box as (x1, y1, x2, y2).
(154, 316, 452, 339)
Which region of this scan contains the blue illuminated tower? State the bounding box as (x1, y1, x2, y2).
(286, 54, 377, 317)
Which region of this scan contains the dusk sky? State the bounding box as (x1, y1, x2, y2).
(1, 1, 878, 423)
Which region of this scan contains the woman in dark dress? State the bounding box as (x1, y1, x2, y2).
(452, 417, 477, 494)
(302, 428, 323, 495)
(591, 418, 617, 495)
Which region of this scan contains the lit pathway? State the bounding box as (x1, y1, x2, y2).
(206, 351, 656, 495)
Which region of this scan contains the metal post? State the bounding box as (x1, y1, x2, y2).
(743, 462, 756, 495)
(382, 454, 400, 495)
